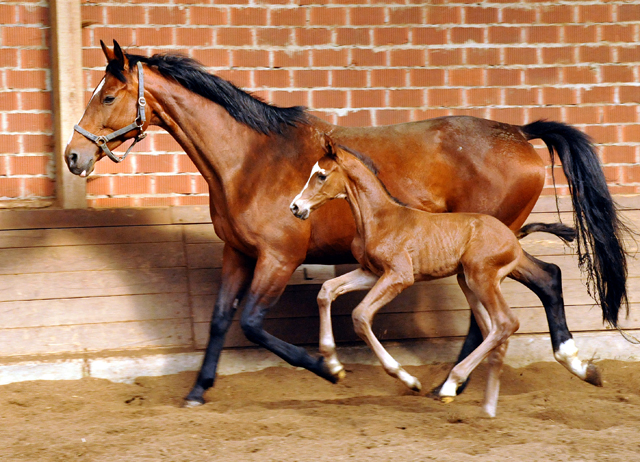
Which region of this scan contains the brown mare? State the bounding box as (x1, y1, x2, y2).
(290, 138, 563, 416)
(65, 41, 627, 407)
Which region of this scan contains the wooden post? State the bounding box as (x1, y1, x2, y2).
(49, 0, 87, 208)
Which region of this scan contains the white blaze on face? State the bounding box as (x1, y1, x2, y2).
(290, 162, 327, 211)
(66, 78, 106, 149)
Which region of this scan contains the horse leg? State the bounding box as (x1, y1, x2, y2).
(239, 253, 338, 383)
(455, 274, 508, 417)
(351, 270, 421, 391)
(510, 252, 601, 386)
(439, 274, 519, 417)
(185, 245, 255, 407)
(317, 268, 379, 381)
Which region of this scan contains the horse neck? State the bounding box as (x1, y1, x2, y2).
(341, 158, 400, 239)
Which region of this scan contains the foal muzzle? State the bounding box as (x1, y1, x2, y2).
(73, 61, 147, 164)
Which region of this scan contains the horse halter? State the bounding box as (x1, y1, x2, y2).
(74, 61, 147, 163)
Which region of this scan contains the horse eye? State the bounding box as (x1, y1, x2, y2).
(317, 174, 327, 182)
(103, 96, 116, 105)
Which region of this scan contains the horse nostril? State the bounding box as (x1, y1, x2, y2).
(68, 152, 78, 167)
(290, 203, 299, 215)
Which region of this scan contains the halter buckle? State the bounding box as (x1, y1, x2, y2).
(95, 136, 108, 147)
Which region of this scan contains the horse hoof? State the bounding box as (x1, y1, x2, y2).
(182, 399, 204, 409)
(585, 362, 603, 387)
(441, 396, 455, 404)
(336, 369, 347, 381)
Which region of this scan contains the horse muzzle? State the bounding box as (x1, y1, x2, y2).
(65, 148, 96, 177)
(290, 201, 310, 220)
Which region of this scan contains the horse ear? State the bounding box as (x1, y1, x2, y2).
(323, 134, 337, 159)
(100, 40, 116, 63)
(112, 40, 129, 70)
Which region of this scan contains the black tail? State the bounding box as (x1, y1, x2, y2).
(517, 222, 576, 245)
(522, 120, 629, 327)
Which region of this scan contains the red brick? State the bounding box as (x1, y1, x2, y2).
(232, 50, 269, 68)
(350, 89, 385, 108)
(188, 6, 227, 25)
(488, 26, 522, 44)
(106, 6, 145, 24)
(428, 49, 463, 66)
(389, 89, 425, 107)
(295, 28, 332, 46)
(92, 27, 134, 46)
(2, 26, 43, 47)
(270, 90, 309, 108)
(564, 106, 600, 125)
(428, 88, 462, 107)
(176, 28, 214, 47)
(503, 47, 537, 65)
(191, 49, 231, 68)
(20, 91, 51, 111)
(293, 70, 329, 88)
(389, 7, 424, 25)
(336, 28, 371, 46)
(464, 7, 498, 24)
(155, 175, 192, 194)
(580, 87, 614, 105)
(539, 5, 574, 24)
(350, 48, 387, 67)
(270, 7, 306, 26)
(467, 87, 500, 106)
(0, 135, 20, 153)
(373, 28, 409, 46)
(376, 110, 412, 125)
(10, 155, 50, 175)
(256, 28, 292, 46)
(6, 113, 51, 133)
(371, 69, 406, 87)
(178, 154, 199, 173)
(349, 7, 385, 26)
(449, 68, 484, 87)
(152, 132, 184, 152)
(504, 88, 538, 106)
(0, 92, 18, 111)
(409, 69, 445, 87)
(427, 6, 461, 24)
(312, 49, 349, 67)
(563, 25, 597, 45)
(502, 7, 535, 24)
(0, 4, 17, 23)
(23, 177, 54, 198)
(86, 176, 113, 195)
(0, 178, 22, 199)
(601, 146, 637, 164)
(579, 46, 611, 64)
(602, 105, 637, 124)
(6, 70, 47, 90)
(310, 7, 347, 25)
(330, 69, 367, 88)
(466, 48, 499, 66)
(527, 26, 562, 44)
(489, 107, 526, 125)
(132, 154, 176, 174)
(600, 25, 634, 44)
(527, 106, 563, 122)
(254, 69, 290, 88)
(618, 4, 640, 21)
(411, 27, 446, 45)
(584, 126, 619, 145)
(148, 7, 187, 25)
(618, 46, 640, 63)
(450, 27, 484, 44)
(311, 90, 347, 109)
(525, 67, 560, 85)
(230, 7, 267, 26)
(413, 108, 452, 121)
(389, 49, 426, 67)
(601, 65, 634, 83)
(621, 124, 640, 143)
(336, 110, 372, 128)
(563, 66, 597, 85)
(541, 47, 573, 65)
(577, 4, 612, 23)
(17, 5, 48, 25)
(216, 28, 252, 46)
(541, 87, 576, 105)
(272, 50, 310, 68)
(0, 48, 18, 67)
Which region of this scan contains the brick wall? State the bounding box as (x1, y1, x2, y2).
(1, 0, 639, 206)
(0, 0, 54, 204)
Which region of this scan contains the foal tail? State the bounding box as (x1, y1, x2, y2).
(521, 120, 630, 327)
(516, 222, 576, 245)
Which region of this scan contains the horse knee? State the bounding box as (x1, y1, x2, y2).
(352, 309, 369, 338)
(209, 307, 235, 337)
(240, 311, 264, 344)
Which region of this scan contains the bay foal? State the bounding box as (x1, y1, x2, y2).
(291, 139, 553, 417)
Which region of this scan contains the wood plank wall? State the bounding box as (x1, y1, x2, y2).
(0, 198, 638, 360)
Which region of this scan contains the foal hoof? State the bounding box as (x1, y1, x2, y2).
(182, 399, 205, 409)
(585, 362, 603, 387)
(441, 396, 455, 404)
(336, 368, 347, 381)
(316, 357, 341, 384)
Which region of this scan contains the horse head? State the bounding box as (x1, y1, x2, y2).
(65, 40, 151, 177)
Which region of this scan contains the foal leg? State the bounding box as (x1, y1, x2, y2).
(185, 245, 254, 407)
(239, 252, 338, 383)
(317, 268, 379, 380)
(351, 270, 421, 391)
(510, 252, 601, 386)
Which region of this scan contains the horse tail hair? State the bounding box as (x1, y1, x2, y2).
(516, 222, 576, 245)
(521, 119, 629, 327)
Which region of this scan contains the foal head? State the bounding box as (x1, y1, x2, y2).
(65, 40, 151, 177)
(290, 136, 348, 220)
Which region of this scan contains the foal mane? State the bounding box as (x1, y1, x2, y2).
(337, 144, 408, 207)
(107, 53, 308, 136)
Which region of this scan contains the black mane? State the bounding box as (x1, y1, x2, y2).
(337, 144, 408, 207)
(107, 52, 308, 136)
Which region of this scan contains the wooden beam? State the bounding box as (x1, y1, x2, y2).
(49, 0, 87, 208)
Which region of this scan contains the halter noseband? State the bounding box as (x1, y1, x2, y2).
(74, 61, 147, 163)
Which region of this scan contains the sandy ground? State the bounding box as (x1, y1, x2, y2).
(1, 360, 640, 461)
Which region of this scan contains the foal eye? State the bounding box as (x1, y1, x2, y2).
(103, 96, 116, 105)
(317, 174, 327, 182)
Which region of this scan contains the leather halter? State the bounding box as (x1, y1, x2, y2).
(74, 61, 147, 163)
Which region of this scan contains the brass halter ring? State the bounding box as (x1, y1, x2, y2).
(73, 61, 147, 163)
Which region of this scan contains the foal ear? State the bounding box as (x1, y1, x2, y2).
(100, 40, 116, 63)
(112, 40, 129, 70)
(322, 134, 338, 159)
